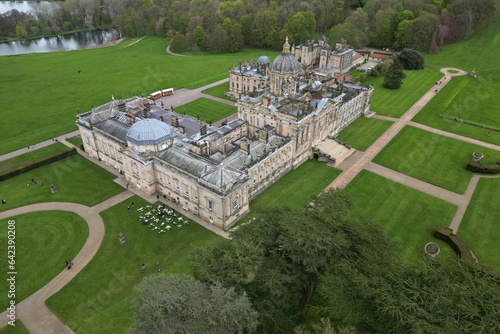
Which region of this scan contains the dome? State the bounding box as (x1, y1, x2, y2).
(257, 55, 270, 64)
(271, 53, 301, 74)
(271, 37, 301, 74)
(126, 118, 172, 145)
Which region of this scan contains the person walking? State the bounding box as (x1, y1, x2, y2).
(128, 206, 130, 212)
(141, 264, 145, 273)
(1, 199, 5, 204)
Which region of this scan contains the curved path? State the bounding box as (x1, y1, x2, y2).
(0, 191, 134, 333)
(166, 44, 189, 56)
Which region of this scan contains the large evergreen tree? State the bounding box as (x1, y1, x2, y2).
(192, 189, 398, 333)
(130, 274, 259, 334)
(398, 48, 425, 70)
(383, 58, 406, 89)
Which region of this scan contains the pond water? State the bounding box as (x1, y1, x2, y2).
(0, 1, 55, 15)
(0, 29, 122, 56)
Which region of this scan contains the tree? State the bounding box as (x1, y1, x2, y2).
(15, 21, 28, 38)
(192, 25, 207, 50)
(383, 58, 405, 89)
(193, 189, 397, 333)
(284, 11, 316, 45)
(169, 32, 187, 52)
(130, 274, 259, 334)
(400, 13, 439, 52)
(369, 12, 393, 48)
(250, 10, 278, 47)
(316, 257, 500, 333)
(207, 24, 229, 53)
(229, 22, 244, 53)
(397, 48, 424, 70)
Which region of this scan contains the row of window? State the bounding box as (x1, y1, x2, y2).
(250, 148, 291, 187)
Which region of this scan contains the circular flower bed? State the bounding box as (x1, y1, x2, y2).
(137, 204, 189, 234)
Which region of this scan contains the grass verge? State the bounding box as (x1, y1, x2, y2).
(336, 116, 393, 151)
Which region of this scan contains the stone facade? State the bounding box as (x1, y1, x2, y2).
(77, 38, 372, 230)
(294, 37, 355, 74)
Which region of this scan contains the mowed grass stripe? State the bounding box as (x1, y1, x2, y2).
(336, 116, 394, 151)
(457, 177, 500, 270)
(0, 211, 88, 307)
(175, 98, 236, 123)
(344, 170, 457, 264)
(363, 67, 443, 118)
(373, 126, 500, 194)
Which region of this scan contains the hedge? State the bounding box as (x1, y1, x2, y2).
(0, 148, 77, 182)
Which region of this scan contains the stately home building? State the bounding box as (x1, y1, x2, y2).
(77, 39, 372, 229)
(227, 55, 271, 99)
(294, 36, 357, 73)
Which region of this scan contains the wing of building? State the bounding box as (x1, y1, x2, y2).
(77, 38, 373, 230)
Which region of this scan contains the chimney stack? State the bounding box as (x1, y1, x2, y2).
(179, 125, 185, 134)
(171, 114, 179, 127)
(160, 116, 164, 122)
(140, 105, 147, 119)
(240, 138, 250, 155)
(118, 101, 126, 113)
(126, 112, 134, 126)
(200, 121, 207, 136)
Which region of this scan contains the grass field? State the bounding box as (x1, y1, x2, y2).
(457, 177, 500, 270)
(0, 143, 68, 175)
(336, 116, 393, 151)
(0, 320, 29, 334)
(202, 82, 232, 101)
(0, 154, 124, 212)
(344, 170, 457, 264)
(244, 160, 342, 222)
(0, 36, 279, 155)
(412, 75, 500, 146)
(175, 98, 237, 123)
(373, 126, 500, 194)
(416, 18, 500, 144)
(66, 136, 83, 148)
(363, 67, 443, 118)
(0, 211, 88, 308)
(47, 196, 218, 334)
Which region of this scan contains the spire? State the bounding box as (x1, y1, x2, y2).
(282, 37, 290, 53)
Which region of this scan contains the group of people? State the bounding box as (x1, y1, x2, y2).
(27, 177, 44, 187)
(141, 260, 161, 273)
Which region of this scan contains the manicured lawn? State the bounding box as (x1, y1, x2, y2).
(202, 82, 232, 101)
(66, 136, 83, 148)
(0, 320, 29, 334)
(457, 177, 500, 270)
(0, 154, 124, 212)
(372, 126, 500, 194)
(246, 160, 342, 221)
(0, 36, 279, 155)
(0, 211, 88, 308)
(0, 143, 68, 175)
(363, 67, 443, 118)
(175, 98, 237, 123)
(418, 18, 500, 145)
(413, 75, 500, 146)
(336, 116, 393, 151)
(344, 170, 457, 264)
(47, 196, 218, 334)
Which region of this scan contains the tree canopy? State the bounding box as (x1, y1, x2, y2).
(383, 58, 406, 89)
(130, 274, 259, 334)
(398, 48, 425, 70)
